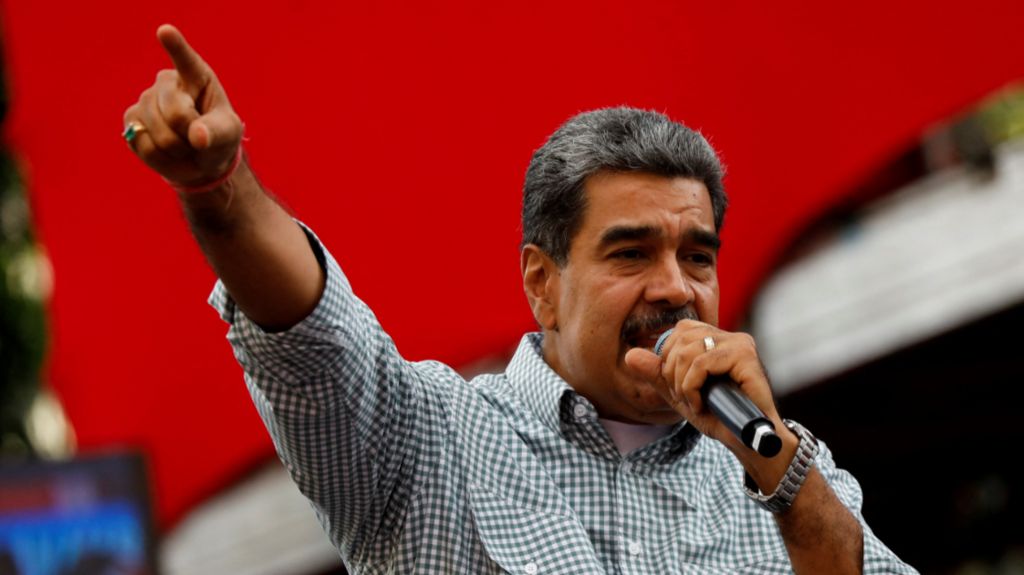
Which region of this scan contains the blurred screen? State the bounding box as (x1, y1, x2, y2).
(0, 452, 156, 575)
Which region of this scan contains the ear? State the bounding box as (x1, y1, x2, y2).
(521, 244, 560, 331)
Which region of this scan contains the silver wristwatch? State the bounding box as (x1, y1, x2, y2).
(742, 419, 819, 514)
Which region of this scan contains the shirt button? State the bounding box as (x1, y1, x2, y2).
(573, 404, 587, 419)
(524, 561, 539, 574)
(628, 541, 642, 556)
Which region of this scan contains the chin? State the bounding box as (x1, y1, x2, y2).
(622, 388, 683, 424)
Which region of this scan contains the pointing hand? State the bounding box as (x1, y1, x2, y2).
(123, 24, 243, 189)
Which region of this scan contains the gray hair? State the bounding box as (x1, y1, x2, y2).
(521, 107, 727, 266)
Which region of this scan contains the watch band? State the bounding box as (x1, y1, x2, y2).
(743, 419, 819, 514)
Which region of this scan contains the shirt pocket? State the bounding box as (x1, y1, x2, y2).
(468, 482, 606, 575)
(648, 467, 787, 571)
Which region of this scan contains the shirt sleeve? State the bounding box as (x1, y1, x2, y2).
(208, 222, 452, 559)
(815, 440, 920, 574)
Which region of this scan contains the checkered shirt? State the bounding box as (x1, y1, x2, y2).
(210, 227, 918, 574)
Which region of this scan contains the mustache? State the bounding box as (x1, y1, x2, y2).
(621, 307, 698, 342)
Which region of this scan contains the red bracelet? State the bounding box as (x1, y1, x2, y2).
(168, 145, 244, 195)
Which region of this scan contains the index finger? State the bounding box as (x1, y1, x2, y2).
(156, 24, 211, 95)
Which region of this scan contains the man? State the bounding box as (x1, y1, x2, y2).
(124, 25, 917, 574)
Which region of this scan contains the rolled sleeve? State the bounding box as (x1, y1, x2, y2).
(208, 221, 450, 557)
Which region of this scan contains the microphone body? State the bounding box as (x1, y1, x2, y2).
(654, 330, 782, 458)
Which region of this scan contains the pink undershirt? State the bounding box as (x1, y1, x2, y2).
(598, 418, 675, 455)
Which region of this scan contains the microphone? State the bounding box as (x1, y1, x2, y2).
(654, 329, 782, 458)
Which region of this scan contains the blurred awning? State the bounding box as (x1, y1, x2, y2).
(753, 135, 1024, 393)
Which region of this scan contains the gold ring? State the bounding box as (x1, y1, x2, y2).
(703, 336, 716, 352)
(123, 121, 146, 143)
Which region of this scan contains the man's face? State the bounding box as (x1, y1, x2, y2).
(537, 171, 720, 425)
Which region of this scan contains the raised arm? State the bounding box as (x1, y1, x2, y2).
(123, 24, 323, 331)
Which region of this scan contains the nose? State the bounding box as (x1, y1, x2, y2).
(644, 253, 694, 307)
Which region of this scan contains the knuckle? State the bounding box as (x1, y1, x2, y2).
(166, 115, 191, 135)
(677, 319, 701, 330)
(162, 101, 190, 125)
(133, 138, 156, 159)
(660, 358, 674, 379)
(687, 370, 704, 387)
(157, 88, 182, 111)
(739, 332, 757, 350)
(683, 387, 701, 404)
(151, 131, 180, 152)
(738, 366, 764, 385)
(156, 69, 177, 82)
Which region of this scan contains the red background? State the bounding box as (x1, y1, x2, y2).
(3, 0, 1023, 529)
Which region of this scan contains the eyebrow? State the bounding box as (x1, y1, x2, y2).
(598, 225, 660, 247)
(685, 228, 722, 251)
(598, 225, 721, 251)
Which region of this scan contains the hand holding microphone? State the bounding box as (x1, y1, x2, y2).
(654, 329, 782, 458)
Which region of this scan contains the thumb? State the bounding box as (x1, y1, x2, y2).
(188, 107, 242, 151)
(624, 347, 662, 382)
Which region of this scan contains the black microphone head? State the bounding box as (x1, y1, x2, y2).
(758, 434, 783, 458)
(741, 419, 782, 458)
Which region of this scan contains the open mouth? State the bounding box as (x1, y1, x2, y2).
(624, 330, 668, 352)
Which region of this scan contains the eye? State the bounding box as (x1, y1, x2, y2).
(686, 252, 715, 266)
(612, 248, 646, 260)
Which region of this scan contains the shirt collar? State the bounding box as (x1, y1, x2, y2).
(506, 332, 700, 458)
(506, 333, 578, 432)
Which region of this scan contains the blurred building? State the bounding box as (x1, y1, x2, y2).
(751, 88, 1024, 575)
